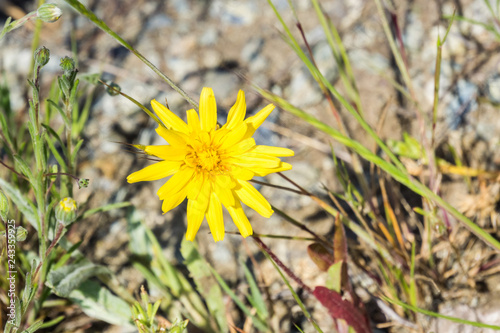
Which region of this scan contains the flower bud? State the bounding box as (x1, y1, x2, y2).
(77, 178, 90, 189)
(34, 46, 50, 67)
(37, 4, 62, 23)
(55, 197, 78, 225)
(60, 56, 75, 73)
(106, 82, 121, 96)
(0, 190, 8, 221)
(16, 226, 27, 242)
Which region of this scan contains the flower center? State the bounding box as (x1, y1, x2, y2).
(185, 132, 225, 174)
(196, 147, 220, 171)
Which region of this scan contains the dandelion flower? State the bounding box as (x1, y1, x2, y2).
(127, 88, 294, 242)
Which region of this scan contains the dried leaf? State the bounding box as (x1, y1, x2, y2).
(307, 243, 334, 271)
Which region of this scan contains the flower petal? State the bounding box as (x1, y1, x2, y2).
(156, 126, 188, 146)
(200, 87, 217, 131)
(252, 162, 293, 176)
(214, 176, 236, 207)
(225, 90, 246, 129)
(187, 173, 207, 200)
(145, 145, 187, 160)
(157, 167, 195, 198)
(235, 180, 273, 218)
(223, 138, 255, 156)
(127, 161, 181, 183)
(252, 145, 294, 157)
(231, 153, 281, 169)
(218, 122, 248, 149)
(186, 197, 208, 241)
(243, 104, 274, 138)
(206, 192, 224, 242)
(229, 165, 255, 180)
(161, 186, 187, 213)
(226, 202, 253, 238)
(186, 109, 201, 132)
(151, 99, 189, 134)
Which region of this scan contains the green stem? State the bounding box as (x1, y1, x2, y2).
(29, 0, 45, 78)
(62, 0, 198, 110)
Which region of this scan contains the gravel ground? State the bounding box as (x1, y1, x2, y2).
(1, 0, 500, 332)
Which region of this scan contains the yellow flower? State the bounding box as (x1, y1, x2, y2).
(127, 88, 294, 242)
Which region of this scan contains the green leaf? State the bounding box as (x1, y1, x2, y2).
(0, 17, 12, 40)
(69, 78, 80, 106)
(21, 270, 36, 315)
(21, 319, 44, 333)
(78, 73, 100, 85)
(126, 212, 210, 330)
(38, 316, 64, 329)
(75, 86, 95, 135)
(69, 280, 134, 327)
(326, 261, 343, 292)
(209, 265, 269, 332)
(71, 139, 84, 165)
(46, 262, 112, 297)
(81, 202, 131, 219)
(27, 98, 37, 129)
(44, 134, 67, 171)
(0, 178, 37, 228)
(0, 106, 14, 152)
(4, 297, 21, 332)
(53, 241, 82, 270)
(242, 262, 269, 322)
(387, 132, 424, 160)
(181, 239, 228, 332)
(47, 99, 69, 127)
(42, 123, 64, 146)
(13, 155, 35, 184)
(58, 76, 71, 100)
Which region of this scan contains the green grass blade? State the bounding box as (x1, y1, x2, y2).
(381, 296, 500, 330)
(258, 89, 500, 251)
(241, 261, 269, 322)
(181, 239, 228, 332)
(259, 248, 323, 333)
(264, 1, 406, 173)
(81, 202, 131, 219)
(209, 265, 269, 332)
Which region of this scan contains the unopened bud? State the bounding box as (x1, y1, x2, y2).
(37, 4, 62, 23)
(16, 226, 27, 242)
(0, 190, 8, 221)
(77, 178, 90, 189)
(55, 197, 78, 225)
(34, 46, 50, 67)
(106, 82, 121, 96)
(60, 56, 75, 74)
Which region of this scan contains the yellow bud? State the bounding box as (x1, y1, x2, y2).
(55, 197, 78, 225)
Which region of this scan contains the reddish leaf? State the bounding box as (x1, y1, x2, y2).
(313, 286, 371, 333)
(307, 243, 334, 271)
